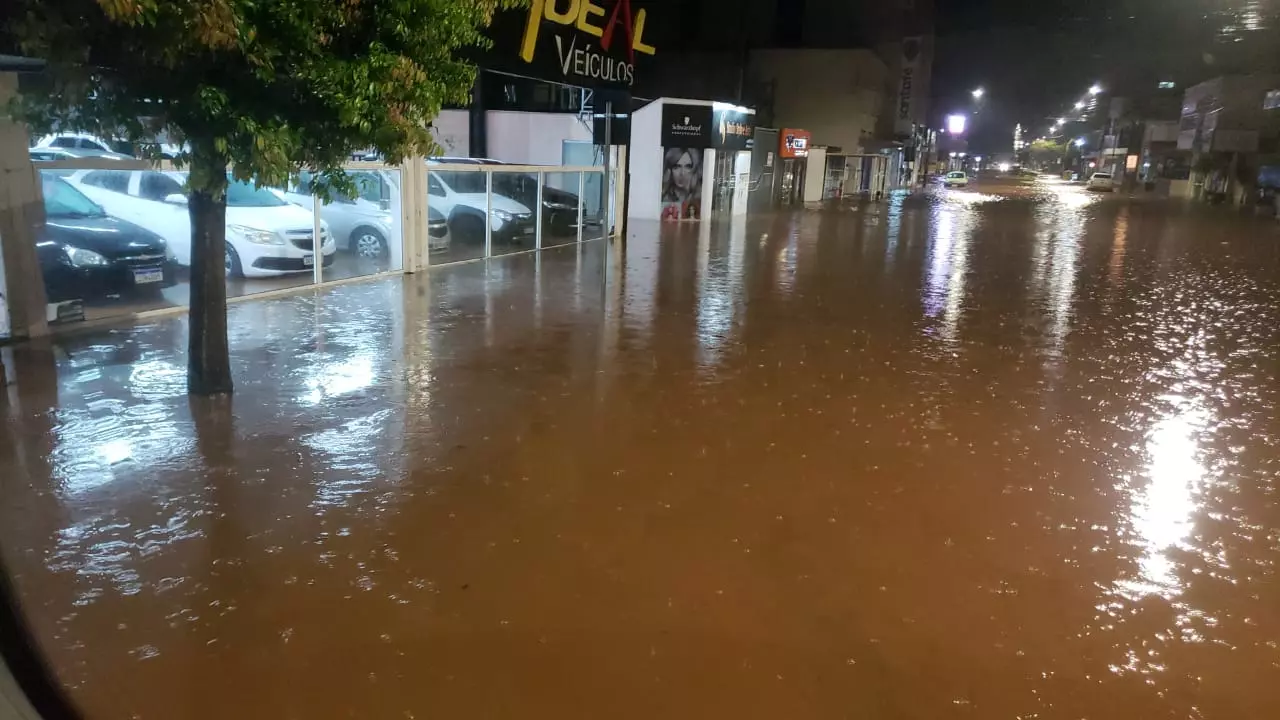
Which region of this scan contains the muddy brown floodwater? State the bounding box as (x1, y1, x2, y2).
(2, 178, 1280, 719)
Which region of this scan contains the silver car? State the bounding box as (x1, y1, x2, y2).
(276, 171, 399, 259)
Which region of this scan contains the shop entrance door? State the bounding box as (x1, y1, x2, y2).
(711, 150, 735, 213)
(779, 158, 806, 205)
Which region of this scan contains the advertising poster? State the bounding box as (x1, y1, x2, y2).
(661, 104, 711, 221)
(661, 148, 703, 221)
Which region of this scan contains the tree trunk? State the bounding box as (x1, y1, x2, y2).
(186, 145, 233, 396)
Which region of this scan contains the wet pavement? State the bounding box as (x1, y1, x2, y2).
(2, 177, 1280, 719)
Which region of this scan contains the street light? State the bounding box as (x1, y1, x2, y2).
(1057, 117, 1066, 124)
(1074, 101, 1085, 110)
(1074, 137, 1086, 147)
(972, 87, 985, 100)
(1089, 84, 1102, 95)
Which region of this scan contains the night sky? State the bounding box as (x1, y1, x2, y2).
(933, 0, 1280, 154)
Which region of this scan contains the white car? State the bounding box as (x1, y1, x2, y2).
(942, 171, 969, 187)
(426, 162, 535, 245)
(65, 169, 334, 277)
(1086, 172, 1115, 191)
(32, 133, 185, 159)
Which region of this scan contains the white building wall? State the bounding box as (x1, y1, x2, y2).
(749, 49, 887, 154)
(628, 100, 665, 221)
(430, 109, 469, 157)
(485, 111, 594, 165)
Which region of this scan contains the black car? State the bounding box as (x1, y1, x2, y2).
(486, 165, 584, 237)
(37, 177, 177, 302)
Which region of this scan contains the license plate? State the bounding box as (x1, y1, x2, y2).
(302, 254, 314, 267)
(133, 268, 164, 285)
(521, 226, 535, 235)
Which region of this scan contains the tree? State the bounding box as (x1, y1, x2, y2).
(1028, 138, 1066, 170)
(3, 0, 520, 394)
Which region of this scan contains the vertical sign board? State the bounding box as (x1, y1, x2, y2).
(895, 37, 923, 136)
(661, 104, 712, 221)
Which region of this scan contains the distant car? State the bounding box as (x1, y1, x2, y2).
(36, 176, 176, 302)
(29, 147, 134, 162)
(943, 171, 969, 187)
(1087, 172, 1115, 191)
(32, 133, 184, 159)
(63, 168, 335, 278)
(426, 161, 535, 245)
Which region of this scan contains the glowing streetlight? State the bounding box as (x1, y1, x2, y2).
(1057, 117, 1066, 124)
(972, 87, 985, 100)
(946, 114, 968, 134)
(1074, 137, 1086, 147)
(1074, 101, 1085, 110)
(1089, 84, 1102, 95)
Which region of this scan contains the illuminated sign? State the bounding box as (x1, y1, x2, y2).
(714, 103, 755, 151)
(946, 114, 967, 134)
(780, 129, 811, 158)
(519, 0, 655, 87)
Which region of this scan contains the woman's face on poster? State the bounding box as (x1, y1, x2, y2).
(672, 151, 695, 191)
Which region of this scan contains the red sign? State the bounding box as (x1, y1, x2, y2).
(780, 129, 811, 159)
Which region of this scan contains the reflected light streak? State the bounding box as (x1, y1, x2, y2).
(302, 354, 376, 405)
(1126, 400, 1206, 596)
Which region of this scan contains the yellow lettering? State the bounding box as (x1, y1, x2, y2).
(576, 0, 605, 37)
(632, 8, 655, 55)
(520, 0, 546, 62)
(544, 0, 579, 24)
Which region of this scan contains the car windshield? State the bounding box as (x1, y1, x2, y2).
(165, 173, 287, 207)
(947, 172, 965, 178)
(437, 171, 487, 194)
(1093, 173, 1112, 179)
(42, 177, 105, 218)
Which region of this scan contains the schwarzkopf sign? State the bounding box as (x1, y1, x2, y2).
(896, 36, 922, 135)
(662, 104, 713, 147)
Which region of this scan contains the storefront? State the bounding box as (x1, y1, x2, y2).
(775, 128, 812, 206)
(627, 98, 757, 222)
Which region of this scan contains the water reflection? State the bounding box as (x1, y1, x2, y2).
(3, 196, 1280, 719)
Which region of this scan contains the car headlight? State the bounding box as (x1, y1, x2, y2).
(493, 209, 513, 222)
(65, 247, 109, 268)
(228, 224, 282, 245)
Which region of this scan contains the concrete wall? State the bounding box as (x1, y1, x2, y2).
(748, 49, 887, 154)
(0, 73, 47, 340)
(628, 100, 664, 221)
(485, 111, 593, 165)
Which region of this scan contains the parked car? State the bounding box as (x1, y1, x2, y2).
(450, 159, 584, 235)
(36, 175, 176, 302)
(427, 206, 450, 252)
(426, 161, 535, 245)
(1086, 172, 1115, 192)
(29, 147, 134, 163)
(31, 133, 185, 159)
(942, 171, 969, 187)
(64, 169, 335, 277)
(274, 171, 403, 259)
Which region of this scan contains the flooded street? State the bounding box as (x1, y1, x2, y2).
(3, 178, 1280, 718)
